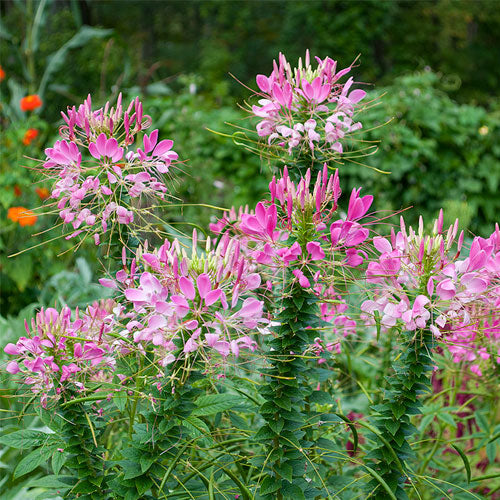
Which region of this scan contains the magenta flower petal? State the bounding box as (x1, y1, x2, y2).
(196, 274, 212, 299)
(153, 140, 173, 157)
(125, 288, 148, 302)
(96, 133, 107, 156)
(205, 289, 222, 306)
(180, 276, 196, 300)
(88, 142, 101, 159)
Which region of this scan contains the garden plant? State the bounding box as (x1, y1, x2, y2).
(1, 50, 499, 500)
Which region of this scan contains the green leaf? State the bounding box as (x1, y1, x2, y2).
(135, 476, 153, 496)
(268, 418, 284, 434)
(139, 455, 154, 473)
(419, 414, 435, 432)
(260, 475, 281, 495)
(276, 462, 293, 483)
(451, 444, 471, 483)
(192, 393, 242, 416)
(0, 429, 51, 449)
(182, 416, 211, 437)
(308, 391, 333, 405)
(281, 482, 306, 500)
(253, 425, 276, 441)
(29, 475, 76, 488)
(391, 402, 406, 419)
(385, 419, 400, 436)
(113, 391, 128, 412)
(436, 412, 456, 428)
(274, 396, 292, 411)
(73, 479, 98, 494)
(7, 254, 34, 291)
(486, 441, 497, 465)
(120, 460, 143, 480)
(14, 446, 55, 478)
(52, 449, 69, 475)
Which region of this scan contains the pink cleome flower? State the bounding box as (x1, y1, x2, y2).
(252, 50, 367, 156)
(41, 94, 179, 244)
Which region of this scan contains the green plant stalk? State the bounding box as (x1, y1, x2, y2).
(111, 359, 205, 500)
(367, 327, 435, 500)
(256, 268, 325, 499)
(58, 396, 109, 499)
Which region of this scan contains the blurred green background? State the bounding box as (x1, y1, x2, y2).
(1, 0, 499, 318)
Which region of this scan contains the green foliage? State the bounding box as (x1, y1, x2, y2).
(367, 329, 435, 499)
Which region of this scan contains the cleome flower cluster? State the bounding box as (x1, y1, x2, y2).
(42, 94, 178, 245)
(100, 234, 267, 371)
(252, 50, 367, 157)
(4, 300, 126, 407)
(362, 215, 500, 375)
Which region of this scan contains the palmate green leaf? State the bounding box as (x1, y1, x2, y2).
(0, 429, 52, 449)
(192, 393, 242, 416)
(14, 445, 56, 478)
(436, 412, 456, 428)
(486, 441, 497, 465)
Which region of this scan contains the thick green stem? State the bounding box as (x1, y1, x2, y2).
(256, 272, 323, 499)
(368, 328, 435, 500)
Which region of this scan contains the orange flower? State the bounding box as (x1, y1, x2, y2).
(23, 128, 39, 145)
(20, 94, 42, 112)
(0, 65, 5, 81)
(7, 206, 37, 226)
(13, 185, 22, 197)
(35, 187, 50, 200)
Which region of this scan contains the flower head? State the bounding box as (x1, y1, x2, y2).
(39, 94, 179, 244)
(103, 232, 265, 371)
(4, 301, 124, 407)
(252, 50, 366, 163)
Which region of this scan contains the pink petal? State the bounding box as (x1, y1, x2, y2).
(196, 274, 212, 299)
(125, 288, 148, 302)
(179, 276, 196, 300)
(205, 289, 222, 306)
(373, 237, 392, 254)
(153, 140, 173, 157)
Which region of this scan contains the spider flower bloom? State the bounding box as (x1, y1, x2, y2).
(4, 302, 124, 407)
(228, 165, 370, 269)
(252, 50, 366, 161)
(20, 94, 42, 111)
(102, 232, 266, 370)
(361, 214, 499, 343)
(22, 128, 39, 145)
(40, 94, 178, 244)
(7, 206, 37, 226)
